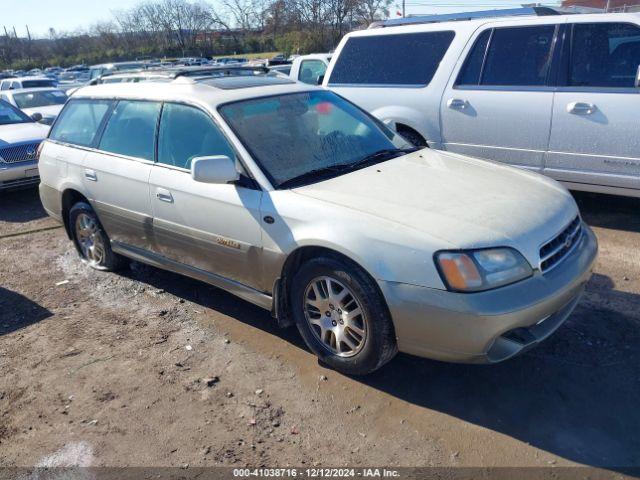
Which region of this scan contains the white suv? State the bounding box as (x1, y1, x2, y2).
(325, 8, 640, 198)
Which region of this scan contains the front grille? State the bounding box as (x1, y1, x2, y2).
(0, 142, 40, 164)
(539, 216, 582, 272)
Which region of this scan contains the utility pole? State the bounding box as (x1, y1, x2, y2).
(402, 0, 405, 17)
(605, 0, 611, 12)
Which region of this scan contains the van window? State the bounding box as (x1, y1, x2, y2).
(99, 100, 161, 161)
(456, 29, 492, 86)
(157, 103, 235, 170)
(328, 31, 455, 86)
(479, 25, 556, 86)
(49, 100, 112, 147)
(568, 22, 640, 88)
(298, 60, 327, 85)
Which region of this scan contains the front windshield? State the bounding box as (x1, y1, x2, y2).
(13, 90, 67, 109)
(0, 100, 32, 125)
(219, 90, 412, 188)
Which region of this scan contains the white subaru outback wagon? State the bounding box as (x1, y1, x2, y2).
(39, 69, 597, 374)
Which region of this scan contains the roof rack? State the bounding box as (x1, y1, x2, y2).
(369, 6, 565, 29)
(170, 65, 270, 79)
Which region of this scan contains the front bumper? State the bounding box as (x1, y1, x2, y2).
(0, 161, 39, 190)
(379, 224, 598, 363)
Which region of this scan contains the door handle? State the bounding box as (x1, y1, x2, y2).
(567, 102, 597, 115)
(447, 98, 468, 109)
(156, 188, 173, 203)
(84, 169, 97, 182)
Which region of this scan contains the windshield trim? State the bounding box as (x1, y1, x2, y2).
(217, 89, 408, 190)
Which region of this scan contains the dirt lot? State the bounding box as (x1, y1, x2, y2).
(0, 187, 639, 472)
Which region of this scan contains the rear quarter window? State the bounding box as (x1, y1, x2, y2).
(328, 31, 455, 86)
(49, 99, 112, 147)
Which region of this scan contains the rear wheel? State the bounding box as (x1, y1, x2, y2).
(291, 256, 397, 375)
(69, 202, 126, 271)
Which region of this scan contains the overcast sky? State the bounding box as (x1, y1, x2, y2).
(4, 0, 561, 38)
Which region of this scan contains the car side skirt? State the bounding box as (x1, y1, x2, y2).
(111, 241, 273, 311)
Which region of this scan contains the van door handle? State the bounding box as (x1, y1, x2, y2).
(447, 98, 468, 109)
(156, 188, 173, 203)
(567, 102, 596, 115)
(84, 169, 97, 182)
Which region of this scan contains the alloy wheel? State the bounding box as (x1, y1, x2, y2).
(303, 276, 367, 357)
(75, 212, 106, 267)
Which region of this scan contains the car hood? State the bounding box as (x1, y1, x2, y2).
(21, 104, 63, 118)
(292, 149, 578, 267)
(0, 122, 49, 147)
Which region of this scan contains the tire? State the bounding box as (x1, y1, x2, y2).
(399, 128, 427, 148)
(290, 256, 397, 375)
(69, 202, 127, 271)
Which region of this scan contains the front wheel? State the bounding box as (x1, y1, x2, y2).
(290, 256, 397, 375)
(69, 202, 126, 271)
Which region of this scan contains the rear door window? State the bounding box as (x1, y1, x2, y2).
(328, 31, 455, 86)
(456, 29, 492, 86)
(458, 25, 556, 87)
(568, 22, 640, 88)
(99, 100, 161, 161)
(49, 99, 112, 147)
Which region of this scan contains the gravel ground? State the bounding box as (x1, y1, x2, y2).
(0, 187, 639, 472)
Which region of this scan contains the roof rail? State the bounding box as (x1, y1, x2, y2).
(171, 65, 269, 79)
(369, 6, 564, 29)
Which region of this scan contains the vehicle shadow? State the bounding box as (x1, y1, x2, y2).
(123, 260, 640, 470)
(572, 191, 640, 234)
(364, 272, 640, 469)
(0, 186, 47, 223)
(0, 286, 53, 336)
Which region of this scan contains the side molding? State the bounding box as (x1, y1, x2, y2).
(112, 241, 273, 311)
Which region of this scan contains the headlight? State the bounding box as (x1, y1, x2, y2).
(435, 248, 532, 292)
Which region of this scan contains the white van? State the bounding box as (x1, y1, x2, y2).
(325, 8, 640, 198)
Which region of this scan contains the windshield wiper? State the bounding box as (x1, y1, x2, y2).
(346, 147, 417, 171)
(277, 147, 417, 190)
(277, 164, 347, 189)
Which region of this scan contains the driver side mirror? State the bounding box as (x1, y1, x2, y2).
(30, 112, 43, 122)
(191, 155, 239, 184)
(635, 65, 640, 88)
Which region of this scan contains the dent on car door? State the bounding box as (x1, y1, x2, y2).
(82, 100, 160, 249)
(546, 21, 640, 191)
(440, 24, 561, 171)
(149, 103, 264, 290)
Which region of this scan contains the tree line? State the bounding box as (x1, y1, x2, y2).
(0, 0, 393, 69)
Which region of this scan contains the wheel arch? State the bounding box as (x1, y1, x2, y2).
(61, 188, 91, 239)
(273, 245, 391, 330)
(369, 105, 434, 146)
